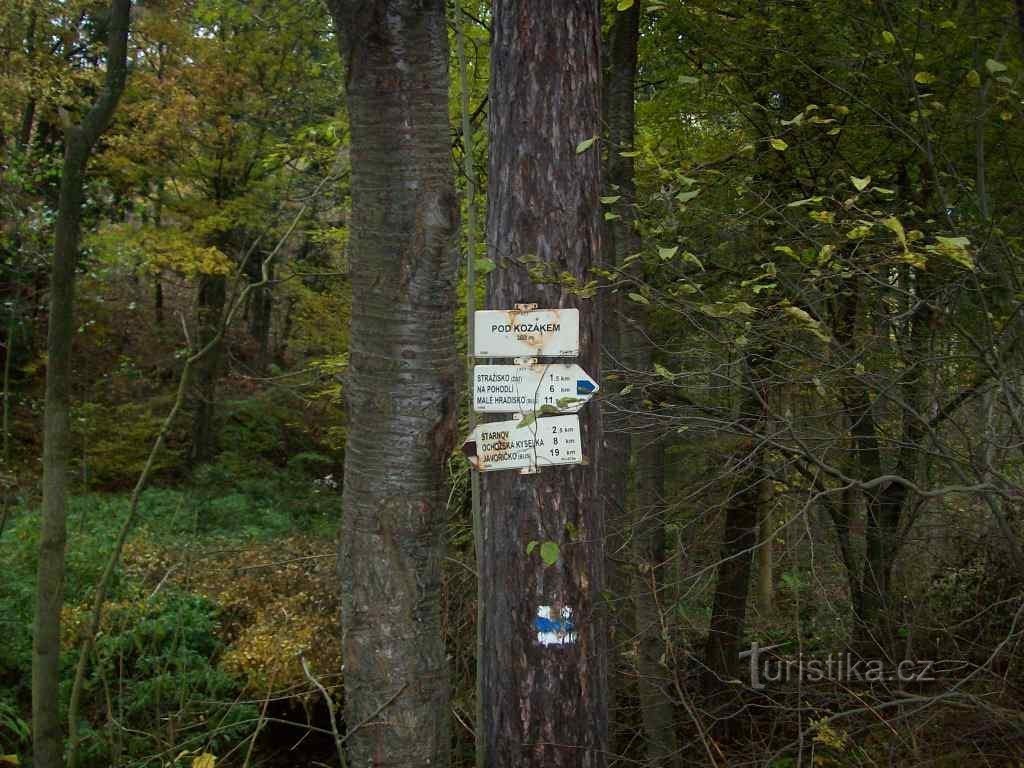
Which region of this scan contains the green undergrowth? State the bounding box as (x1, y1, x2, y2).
(0, 445, 341, 766)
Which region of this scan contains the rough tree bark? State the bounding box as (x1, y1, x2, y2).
(326, 1, 459, 765)
(632, 431, 681, 767)
(479, 2, 607, 766)
(599, 0, 639, 731)
(32, 2, 131, 765)
(702, 349, 772, 694)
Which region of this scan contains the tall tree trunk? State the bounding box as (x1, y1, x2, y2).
(246, 248, 273, 372)
(16, 11, 38, 151)
(599, 0, 640, 731)
(702, 349, 772, 693)
(756, 476, 774, 616)
(189, 273, 226, 465)
(632, 431, 681, 767)
(32, 2, 130, 765)
(153, 180, 165, 327)
(479, 3, 607, 766)
(326, 1, 459, 764)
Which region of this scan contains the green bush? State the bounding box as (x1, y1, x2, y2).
(70, 590, 257, 768)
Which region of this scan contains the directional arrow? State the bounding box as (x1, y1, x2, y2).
(461, 414, 583, 472)
(473, 308, 579, 358)
(473, 363, 599, 414)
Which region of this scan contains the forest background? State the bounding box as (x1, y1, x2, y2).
(1, 0, 1024, 766)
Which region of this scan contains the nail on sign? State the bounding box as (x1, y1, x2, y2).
(473, 308, 579, 358)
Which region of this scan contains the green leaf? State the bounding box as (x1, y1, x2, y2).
(966, 69, 981, 88)
(850, 175, 871, 191)
(600, 195, 622, 204)
(654, 362, 673, 379)
(939, 19, 956, 29)
(985, 58, 1008, 74)
(698, 301, 756, 318)
(782, 304, 831, 343)
(678, 75, 700, 84)
(516, 412, 538, 429)
(575, 136, 597, 154)
(914, 71, 937, 85)
(618, 150, 640, 157)
(882, 30, 896, 45)
(526, 540, 538, 555)
(540, 541, 560, 566)
(809, 210, 835, 224)
(658, 245, 679, 260)
(474, 257, 496, 275)
(675, 189, 701, 203)
(603, 212, 621, 221)
(616, 0, 634, 10)
(882, 217, 907, 250)
(846, 224, 872, 240)
(628, 292, 650, 305)
(786, 196, 823, 208)
(681, 251, 704, 270)
(770, 138, 788, 151)
(773, 245, 797, 259)
(926, 236, 975, 269)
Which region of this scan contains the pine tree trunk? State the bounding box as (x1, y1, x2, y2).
(32, 3, 130, 764)
(326, 1, 459, 764)
(479, 3, 607, 765)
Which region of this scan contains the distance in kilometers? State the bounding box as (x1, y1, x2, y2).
(473, 308, 579, 358)
(474, 363, 598, 414)
(462, 414, 583, 472)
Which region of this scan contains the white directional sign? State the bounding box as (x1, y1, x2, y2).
(461, 414, 583, 472)
(473, 308, 579, 358)
(473, 363, 598, 414)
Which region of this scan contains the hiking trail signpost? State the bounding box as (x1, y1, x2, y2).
(462, 305, 597, 474)
(473, 362, 598, 413)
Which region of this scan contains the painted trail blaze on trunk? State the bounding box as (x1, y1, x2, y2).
(479, 1, 607, 766)
(328, 1, 458, 765)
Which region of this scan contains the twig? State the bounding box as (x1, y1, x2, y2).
(301, 655, 347, 768)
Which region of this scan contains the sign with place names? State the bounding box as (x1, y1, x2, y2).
(473, 363, 598, 414)
(461, 414, 583, 472)
(473, 308, 579, 358)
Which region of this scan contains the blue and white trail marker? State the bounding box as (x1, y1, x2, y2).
(473, 362, 599, 414)
(535, 605, 577, 646)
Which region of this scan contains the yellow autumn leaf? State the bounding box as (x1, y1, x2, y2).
(192, 753, 217, 768)
(770, 138, 788, 151)
(914, 71, 937, 85)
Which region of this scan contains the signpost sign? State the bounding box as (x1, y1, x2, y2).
(462, 414, 582, 473)
(473, 308, 580, 358)
(473, 363, 598, 414)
